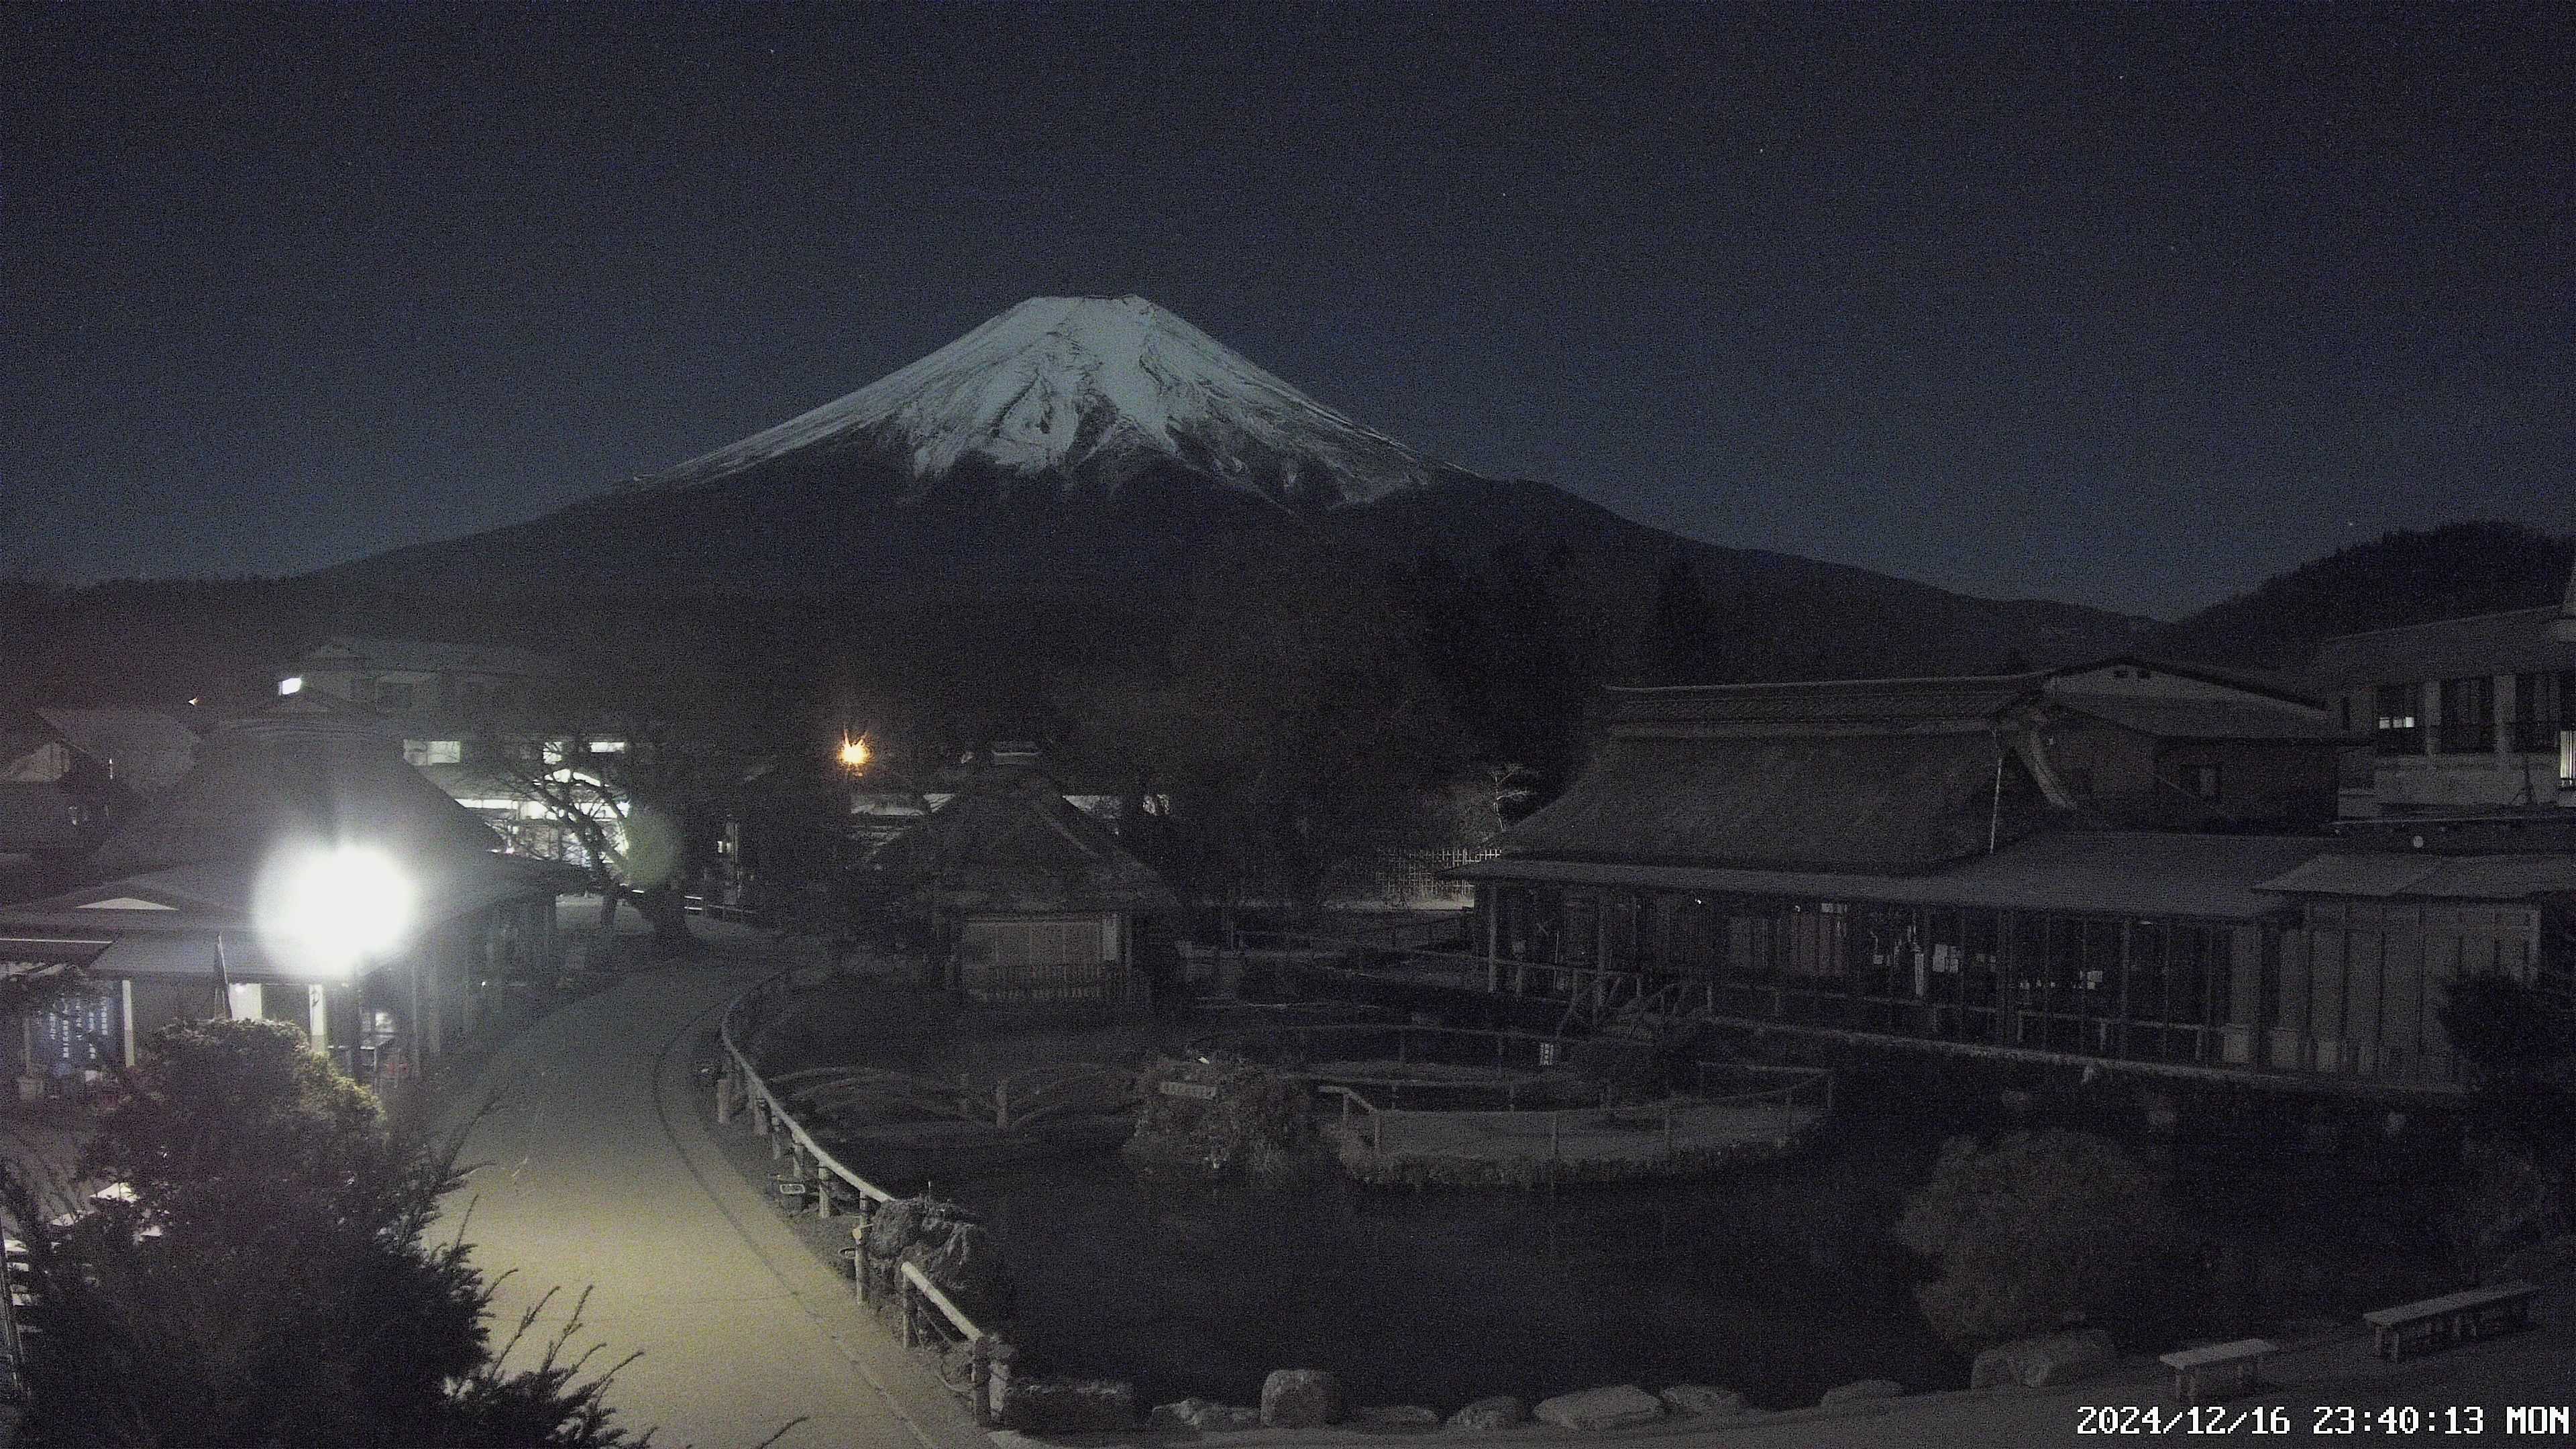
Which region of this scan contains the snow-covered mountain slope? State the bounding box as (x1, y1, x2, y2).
(645, 294, 1442, 508)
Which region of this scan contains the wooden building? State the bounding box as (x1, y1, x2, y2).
(2309, 561, 2576, 817)
(1449, 673, 2570, 1090)
(0, 693, 575, 1083)
(855, 767, 1177, 1014)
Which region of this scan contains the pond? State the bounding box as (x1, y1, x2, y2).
(761, 986, 2461, 1415)
(938, 1109, 1965, 1411)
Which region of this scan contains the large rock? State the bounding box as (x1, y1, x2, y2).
(1150, 1397, 1263, 1432)
(1444, 1395, 1527, 1431)
(1970, 1330, 2114, 1389)
(1817, 1379, 1904, 1407)
(997, 1376, 1136, 1433)
(1658, 1384, 1750, 1417)
(1533, 1385, 1664, 1431)
(1261, 1368, 1346, 1428)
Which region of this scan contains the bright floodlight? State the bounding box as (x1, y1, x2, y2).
(254, 844, 413, 976)
(839, 735, 871, 771)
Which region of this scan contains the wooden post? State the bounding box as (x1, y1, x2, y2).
(714, 1063, 735, 1124)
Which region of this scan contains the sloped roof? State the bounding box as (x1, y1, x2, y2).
(859, 767, 1175, 914)
(2308, 606, 2576, 688)
(89, 695, 500, 875)
(2257, 852, 2576, 901)
(1491, 733, 2056, 875)
(1606, 674, 2043, 737)
(2045, 695, 2357, 743)
(292, 634, 563, 678)
(31, 709, 201, 794)
(1456, 830, 2323, 921)
(0, 853, 577, 981)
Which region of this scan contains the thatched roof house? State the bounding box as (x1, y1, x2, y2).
(93, 692, 499, 875)
(857, 767, 1175, 1013)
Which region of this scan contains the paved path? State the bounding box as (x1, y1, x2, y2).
(437, 954, 989, 1449)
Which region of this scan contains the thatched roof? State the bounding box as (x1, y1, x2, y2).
(90, 693, 500, 875)
(1495, 732, 2056, 875)
(859, 767, 1176, 915)
(1457, 831, 2326, 922)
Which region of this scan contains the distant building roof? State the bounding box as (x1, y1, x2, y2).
(288, 634, 564, 679)
(28, 709, 201, 794)
(2308, 605, 2576, 689)
(2257, 851, 2576, 902)
(89, 694, 500, 875)
(1455, 830, 2324, 922)
(859, 767, 1176, 915)
(1491, 732, 2057, 875)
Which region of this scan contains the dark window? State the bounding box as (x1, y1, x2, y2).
(2513, 671, 2565, 753)
(374, 680, 416, 712)
(2437, 676, 2495, 754)
(2374, 683, 2422, 755)
(2190, 764, 2221, 800)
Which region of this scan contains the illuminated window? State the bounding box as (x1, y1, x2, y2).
(2373, 684, 2422, 755)
(403, 739, 462, 766)
(586, 739, 628, 755)
(278, 676, 304, 696)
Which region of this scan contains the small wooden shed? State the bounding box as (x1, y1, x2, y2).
(858, 767, 1177, 1014)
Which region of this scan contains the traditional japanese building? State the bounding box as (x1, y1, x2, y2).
(1450, 664, 2569, 1090)
(854, 766, 1177, 1014)
(0, 692, 576, 1085)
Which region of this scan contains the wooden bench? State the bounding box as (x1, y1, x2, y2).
(2363, 1281, 2540, 1362)
(2158, 1338, 2277, 1404)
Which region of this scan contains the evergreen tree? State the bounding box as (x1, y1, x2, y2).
(2, 1018, 647, 1448)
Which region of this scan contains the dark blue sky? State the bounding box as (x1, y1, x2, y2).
(6, 1, 2570, 618)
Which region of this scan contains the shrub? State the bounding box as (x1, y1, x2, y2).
(1893, 1128, 2176, 1351)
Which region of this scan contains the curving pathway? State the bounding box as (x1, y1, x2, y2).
(435, 951, 989, 1449)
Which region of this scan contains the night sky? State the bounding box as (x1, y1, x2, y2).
(6, 2, 2570, 619)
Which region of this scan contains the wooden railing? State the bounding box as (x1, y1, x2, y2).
(716, 967, 998, 1421)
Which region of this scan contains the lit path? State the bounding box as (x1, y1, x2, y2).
(436, 945, 988, 1449)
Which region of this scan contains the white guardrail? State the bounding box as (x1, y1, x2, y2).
(715, 967, 1000, 1419)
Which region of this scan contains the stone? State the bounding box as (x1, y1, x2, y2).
(1970, 1330, 2114, 1389)
(1817, 1379, 1904, 1407)
(997, 1375, 1136, 1433)
(1150, 1397, 1263, 1432)
(1350, 1404, 1442, 1432)
(1261, 1368, 1346, 1428)
(1532, 1385, 1664, 1431)
(1657, 1384, 1750, 1417)
(1444, 1395, 1528, 1431)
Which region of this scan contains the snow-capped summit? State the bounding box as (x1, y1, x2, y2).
(645, 295, 1442, 508)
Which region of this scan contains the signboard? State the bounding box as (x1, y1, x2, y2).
(1158, 1080, 1219, 1100)
(30, 985, 121, 1075)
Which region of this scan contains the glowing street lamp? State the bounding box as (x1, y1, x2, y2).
(253, 843, 414, 978)
(838, 734, 871, 773)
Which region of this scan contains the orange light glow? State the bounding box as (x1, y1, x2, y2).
(839, 735, 871, 771)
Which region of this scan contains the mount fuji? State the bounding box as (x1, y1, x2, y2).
(323, 295, 2146, 679)
(645, 294, 1445, 510)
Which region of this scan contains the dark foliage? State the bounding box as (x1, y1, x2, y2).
(2157, 521, 2573, 665)
(1, 1018, 648, 1448)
